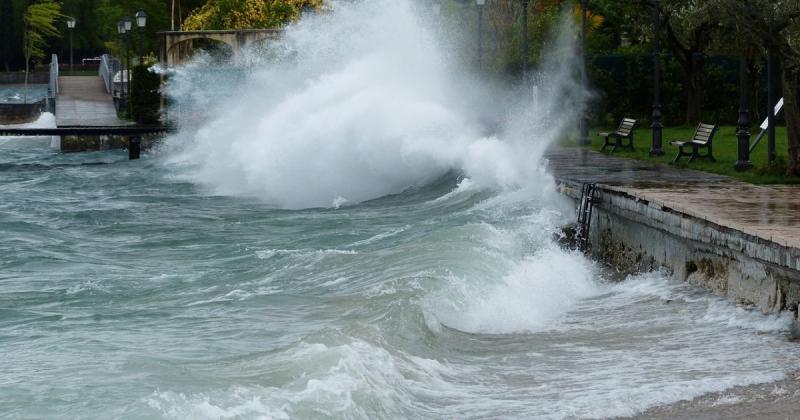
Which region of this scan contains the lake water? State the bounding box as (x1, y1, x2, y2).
(2, 0, 799, 418)
(1, 130, 798, 419)
(0, 84, 47, 104)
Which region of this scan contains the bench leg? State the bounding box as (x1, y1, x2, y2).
(673, 146, 684, 163)
(689, 144, 699, 162)
(612, 136, 621, 152)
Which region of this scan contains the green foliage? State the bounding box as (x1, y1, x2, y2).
(130, 64, 161, 124)
(23, 0, 62, 64)
(22, 0, 61, 102)
(587, 53, 744, 128)
(183, 0, 322, 30)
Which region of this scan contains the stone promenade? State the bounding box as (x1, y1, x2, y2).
(545, 147, 800, 250)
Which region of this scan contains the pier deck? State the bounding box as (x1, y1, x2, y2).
(545, 147, 800, 249)
(55, 76, 130, 127)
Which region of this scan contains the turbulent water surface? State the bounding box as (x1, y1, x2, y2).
(2, 134, 799, 419)
(2, 1, 800, 418)
(0, 85, 47, 104)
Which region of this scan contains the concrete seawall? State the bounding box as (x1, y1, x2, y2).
(547, 148, 800, 324)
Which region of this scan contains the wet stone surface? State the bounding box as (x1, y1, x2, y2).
(545, 147, 800, 249)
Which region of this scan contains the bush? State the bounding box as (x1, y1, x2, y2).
(130, 64, 161, 124)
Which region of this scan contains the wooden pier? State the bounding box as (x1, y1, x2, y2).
(1, 73, 170, 159)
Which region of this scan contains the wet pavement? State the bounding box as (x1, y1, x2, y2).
(545, 147, 800, 249)
(55, 76, 130, 127)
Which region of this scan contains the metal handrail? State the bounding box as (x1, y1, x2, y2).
(48, 54, 59, 97)
(99, 54, 120, 97)
(45, 54, 58, 113)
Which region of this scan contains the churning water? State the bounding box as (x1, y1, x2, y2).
(1, 1, 799, 419)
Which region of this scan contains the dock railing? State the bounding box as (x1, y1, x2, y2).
(46, 54, 58, 113)
(99, 54, 120, 97)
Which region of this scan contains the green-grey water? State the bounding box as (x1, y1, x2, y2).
(1, 135, 799, 419)
(2, 0, 799, 417)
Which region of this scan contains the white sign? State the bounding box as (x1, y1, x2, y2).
(760, 97, 784, 130)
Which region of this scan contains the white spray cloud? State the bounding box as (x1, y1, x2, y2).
(161, 0, 584, 209)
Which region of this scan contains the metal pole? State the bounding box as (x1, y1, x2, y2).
(735, 54, 752, 171)
(579, 0, 590, 145)
(522, 0, 529, 77)
(477, 4, 483, 70)
(126, 32, 132, 115)
(650, 0, 664, 155)
(129, 135, 141, 160)
(767, 44, 776, 164)
(121, 34, 126, 99)
(138, 23, 144, 66)
(69, 28, 74, 74)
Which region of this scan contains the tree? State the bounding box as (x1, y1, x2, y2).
(22, 0, 61, 102)
(659, 0, 716, 124)
(183, 0, 322, 30)
(710, 0, 800, 176)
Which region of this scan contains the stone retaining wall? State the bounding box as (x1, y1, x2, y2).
(560, 182, 800, 322)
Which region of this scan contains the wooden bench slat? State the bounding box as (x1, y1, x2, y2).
(671, 122, 717, 163)
(600, 118, 637, 152)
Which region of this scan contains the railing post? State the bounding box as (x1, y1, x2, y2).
(129, 136, 141, 160)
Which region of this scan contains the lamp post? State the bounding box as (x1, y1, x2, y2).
(123, 16, 132, 115)
(135, 10, 147, 65)
(579, 0, 590, 145)
(476, 0, 485, 71)
(117, 20, 126, 99)
(734, 54, 752, 171)
(521, 0, 529, 76)
(66, 17, 76, 74)
(650, 0, 664, 155)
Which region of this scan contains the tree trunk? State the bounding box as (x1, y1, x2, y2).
(23, 54, 29, 104)
(782, 64, 800, 176)
(671, 51, 704, 125)
(686, 74, 700, 124)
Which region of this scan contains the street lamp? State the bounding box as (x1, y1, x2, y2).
(579, 0, 590, 145)
(123, 16, 132, 114)
(650, 0, 664, 155)
(734, 54, 752, 171)
(117, 20, 127, 99)
(521, 0, 530, 76)
(135, 10, 147, 65)
(476, 0, 485, 71)
(66, 17, 76, 74)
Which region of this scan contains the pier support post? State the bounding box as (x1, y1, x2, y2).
(129, 136, 141, 160)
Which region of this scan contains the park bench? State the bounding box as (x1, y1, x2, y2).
(670, 123, 717, 162)
(599, 118, 637, 152)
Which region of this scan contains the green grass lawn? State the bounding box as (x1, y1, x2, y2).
(563, 125, 800, 184)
